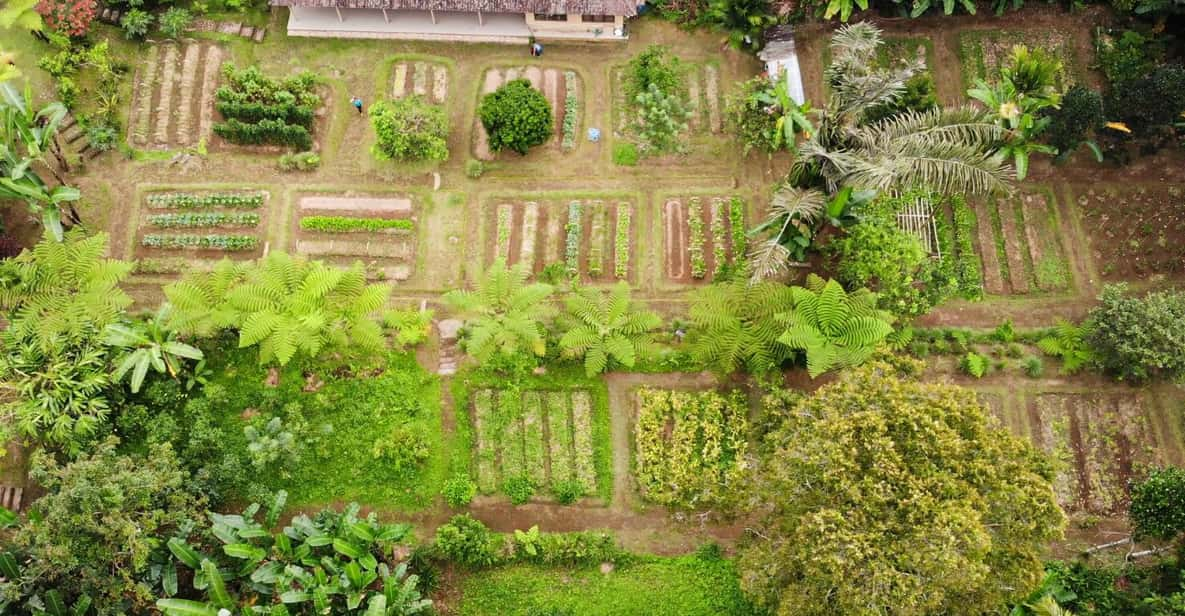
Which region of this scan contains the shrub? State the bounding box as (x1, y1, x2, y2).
(434, 514, 500, 567)
(213, 118, 313, 150)
(1022, 356, 1044, 378)
(119, 8, 153, 38)
(634, 83, 691, 155)
(442, 473, 477, 508)
(504, 475, 535, 505)
(85, 122, 118, 152)
(213, 63, 322, 149)
(479, 79, 553, 155)
(553, 478, 584, 505)
(1104, 64, 1185, 141)
(1086, 284, 1185, 381)
(215, 101, 315, 128)
(726, 76, 781, 154)
(465, 159, 485, 178)
(612, 142, 639, 166)
(1129, 467, 1185, 540)
(371, 424, 429, 474)
(36, 0, 97, 36)
(624, 45, 684, 100)
(370, 96, 449, 162)
(960, 352, 988, 378)
(278, 150, 320, 171)
(158, 6, 192, 38)
(1046, 85, 1104, 158)
(1096, 30, 1161, 88)
(299, 215, 414, 233)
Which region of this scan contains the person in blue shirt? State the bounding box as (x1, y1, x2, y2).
(350, 96, 363, 115)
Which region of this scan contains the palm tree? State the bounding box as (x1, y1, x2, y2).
(687, 277, 796, 374)
(165, 252, 390, 366)
(442, 258, 556, 366)
(0, 83, 81, 240)
(559, 282, 662, 376)
(777, 274, 893, 377)
(705, 0, 777, 52)
(747, 185, 825, 282)
(104, 304, 204, 393)
(790, 24, 1010, 196)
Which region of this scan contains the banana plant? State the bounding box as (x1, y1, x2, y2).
(754, 75, 814, 153)
(967, 79, 1057, 180)
(103, 304, 204, 393)
(0, 84, 81, 241)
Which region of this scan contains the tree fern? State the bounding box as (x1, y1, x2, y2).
(1037, 319, 1094, 374)
(687, 278, 796, 374)
(777, 275, 893, 378)
(442, 258, 556, 366)
(165, 252, 391, 367)
(558, 282, 660, 376)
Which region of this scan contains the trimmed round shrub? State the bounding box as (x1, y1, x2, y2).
(434, 514, 500, 567)
(1130, 467, 1185, 540)
(369, 96, 449, 163)
(478, 79, 553, 155)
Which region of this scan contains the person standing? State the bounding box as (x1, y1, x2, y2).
(350, 96, 364, 115)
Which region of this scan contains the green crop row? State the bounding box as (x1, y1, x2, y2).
(147, 212, 260, 229)
(299, 216, 414, 233)
(146, 192, 265, 209)
(141, 234, 258, 251)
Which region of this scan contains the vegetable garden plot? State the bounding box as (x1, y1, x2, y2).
(633, 388, 748, 509)
(390, 59, 450, 105)
(663, 196, 747, 283)
(970, 190, 1071, 296)
(611, 62, 724, 142)
(470, 389, 602, 500)
(483, 198, 636, 282)
(1076, 185, 1185, 281)
(473, 66, 581, 161)
(136, 189, 269, 262)
(958, 29, 1078, 90)
(128, 41, 223, 150)
(293, 195, 418, 282)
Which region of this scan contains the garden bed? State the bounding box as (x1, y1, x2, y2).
(482, 196, 636, 282)
(1076, 185, 1185, 281)
(971, 189, 1071, 296)
(470, 388, 608, 503)
(611, 61, 724, 150)
(390, 57, 451, 105)
(128, 41, 223, 150)
(291, 194, 418, 281)
(135, 189, 270, 262)
(473, 65, 581, 161)
(663, 195, 746, 283)
(958, 29, 1079, 90)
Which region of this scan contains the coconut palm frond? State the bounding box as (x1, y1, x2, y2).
(853, 107, 1004, 152)
(828, 23, 883, 64)
(847, 142, 1013, 197)
(748, 240, 792, 283)
(769, 185, 827, 224)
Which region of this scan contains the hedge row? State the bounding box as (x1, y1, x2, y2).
(147, 212, 261, 228)
(146, 192, 265, 209)
(141, 234, 259, 251)
(299, 216, 414, 233)
(216, 100, 315, 129)
(213, 118, 312, 150)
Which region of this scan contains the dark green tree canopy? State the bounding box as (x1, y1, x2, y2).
(478, 79, 553, 155)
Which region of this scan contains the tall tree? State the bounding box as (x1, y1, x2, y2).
(558, 282, 661, 376)
(165, 253, 390, 367)
(740, 360, 1065, 615)
(442, 258, 555, 366)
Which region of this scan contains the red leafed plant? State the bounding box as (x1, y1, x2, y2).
(36, 0, 97, 36)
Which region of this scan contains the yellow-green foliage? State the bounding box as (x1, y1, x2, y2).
(634, 388, 748, 510)
(741, 360, 1066, 616)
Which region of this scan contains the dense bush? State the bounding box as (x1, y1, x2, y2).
(119, 8, 152, 39)
(214, 63, 321, 149)
(478, 79, 553, 155)
(726, 76, 781, 154)
(1129, 467, 1185, 540)
(1045, 85, 1104, 159)
(1086, 284, 1185, 381)
(213, 117, 313, 150)
(35, 0, 97, 36)
(1103, 64, 1185, 145)
(434, 514, 500, 567)
(215, 100, 314, 128)
(624, 45, 684, 101)
(442, 473, 477, 508)
(634, 83, 691, 155)
(370, 96, 449, 162)
(158, 6, 192, 38)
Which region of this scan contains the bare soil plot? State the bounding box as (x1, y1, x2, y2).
(134, 189, 270, 263)
(471, 389, 602, 500)
(980, 387, 1185, 515)
(1075, 184, 1185, 281)
(663, 195, 746, 283)
(473, 66, 581, 161)
(128, 41, 223, 150)
(972, 189, 1071, 295)
(292, 194, 418, 282)
(390, 58, 450, 104)
(482, 196, 636, 282)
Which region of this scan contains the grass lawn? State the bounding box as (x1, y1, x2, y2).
(456, 553, 757, 615)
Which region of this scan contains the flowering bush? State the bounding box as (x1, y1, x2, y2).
(36, 0, 97, 36)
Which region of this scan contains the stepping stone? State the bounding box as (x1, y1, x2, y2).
(252, 28, 266, 42)
(239, 25, 254, 38)
(0, 486, 23, 512)
(437, 319, 463, 341)
(218, 21, 242, 35)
